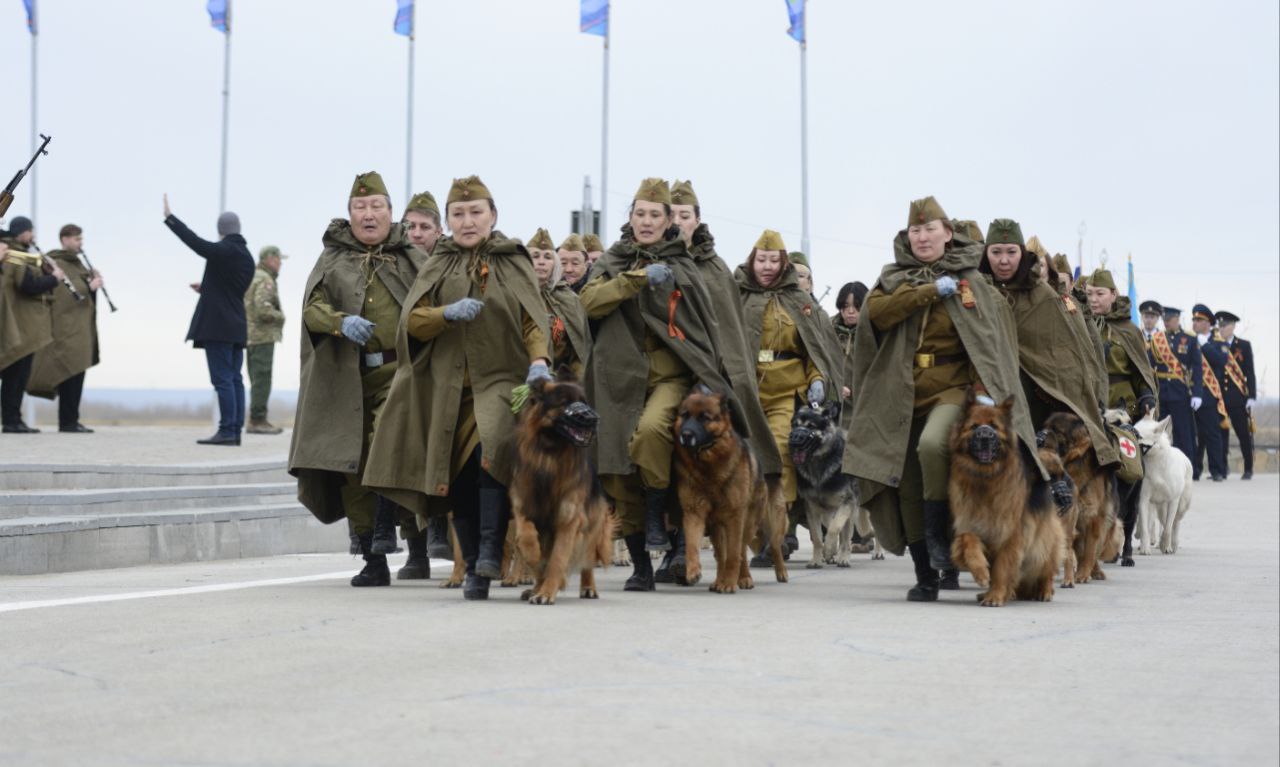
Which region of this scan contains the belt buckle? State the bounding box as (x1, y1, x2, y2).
(758, 350, 775, 364)
(915, 353, 935, 369)
(364, 351, 384, 368)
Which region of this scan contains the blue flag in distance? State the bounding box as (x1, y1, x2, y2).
(1127, 257, 1140, 325)
(394, 0, 413, 36)
(23, 0, 34, 35)
(207, 0, 228, 33)
(786, 0, 804, 42)
(581, 0, 608, 37)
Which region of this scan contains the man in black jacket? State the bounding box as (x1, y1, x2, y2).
(163, 195, 254, 445)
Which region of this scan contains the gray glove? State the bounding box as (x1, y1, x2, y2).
(645, 263, 673, 287)
(340, 315, 375, 345)
(443, 297, 484, 323)
(935, 275, 958, 297)
(807, 380, 825, 405)
(527, 361, 551, 385)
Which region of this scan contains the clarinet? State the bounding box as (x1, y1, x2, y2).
(77, 248, 116, 312)
(41, 251, 85, 302)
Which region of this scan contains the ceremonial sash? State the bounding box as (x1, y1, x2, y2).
(1200, 357, 1230, 428)
(1217, 333, 1248, 393)
(1149, 331, 1185, 383)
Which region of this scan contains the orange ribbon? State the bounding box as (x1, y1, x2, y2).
(667, 290, 686, 340)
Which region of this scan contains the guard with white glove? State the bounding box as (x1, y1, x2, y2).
(341, 315, 375, 345)
(1190, 396, 1202, 411)
(1246, 398, 1256, 413)
(443, 297, 484, 323)
(934, 275, 958, 297)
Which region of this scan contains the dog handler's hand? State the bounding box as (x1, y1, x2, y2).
(443, 297, 484, 323)
(340, 315, 375, 345)
(645, 263, 672, 288)
(526, 360, 551, 385)
(934, 275, 958, 297)
(1190, 396, 1202, 412)
(841, 386, 852, 400)
(807, 380, 825, 406)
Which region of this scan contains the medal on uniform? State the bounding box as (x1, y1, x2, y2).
(958, 278, 976, 308)
(802, 303, 813, 317)
(1062, 295, 1077, 313)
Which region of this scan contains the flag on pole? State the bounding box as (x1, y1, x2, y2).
(207, 0, 228, 33)
(580, 0, 608, 37)
(22, 0, 35, 34)
(1127, 256, 1139, 325)
(785, 0, 805, 42)
(394, 0, 413, 36)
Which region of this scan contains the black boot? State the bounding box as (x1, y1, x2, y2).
(371, 496, 399, 555)
(643, 488, 671, 552)
(397, 534, 431, 580)
(475, 487, 509, 580)
(939, 567, 960, 590)
(463, 572, 491, 600)
(426, 514, 452, 560)
(350, 534, 391, 587)
(451, 507, 489, 600)
(623, 532, 655, 592)
(654, 529, 678, 583)
(922, 500, 954, 571)
(750, 530, 775, 568)
(668, 528, 690, 585)
(906, 540, 940, 602)
(348, 531, 361, 556)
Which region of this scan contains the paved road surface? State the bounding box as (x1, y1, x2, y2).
(0, 425, 293, 466)
(1, 477, 1276, 766)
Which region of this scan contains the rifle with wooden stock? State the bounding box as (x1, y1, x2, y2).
(0, 135, 83, 302)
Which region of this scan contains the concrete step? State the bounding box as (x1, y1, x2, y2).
(0, 461, 292, 490)
(0, 482, 298, 520)
(0, 502, 348, 575)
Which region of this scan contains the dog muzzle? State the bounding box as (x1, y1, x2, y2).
(1035, 429, 1049, 448)
(968, 425, 1002, 464)
(788, 428, 821, 466)
(1050, 479, 1074, 515)
(678, 419, 710, 451)
(554, 401, 599, 447)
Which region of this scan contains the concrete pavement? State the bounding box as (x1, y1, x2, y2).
(0, 477, 1275, 766)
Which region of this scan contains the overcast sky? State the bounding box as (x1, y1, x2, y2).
(1, 0, 1276, 395)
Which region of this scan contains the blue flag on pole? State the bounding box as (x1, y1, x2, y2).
(786, 0, 805, 42)
(207, 0, 228, 33)
(394, 0, 413, 36)
(581, 0, 608, 37)
(23, 0, 34, 35)
(1127, 257, 1139, 325)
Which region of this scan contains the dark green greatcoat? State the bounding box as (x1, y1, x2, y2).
(734, 263, 843, 399)
(688, 224, 781, 475)
(27, 250, 99, 397)
(0, 256, 53, 370)
(584, 227, 740, 478)
(843, 230, 1045, 555)
(288, 221, 426, 524)
(1090, 296, 1158, 420)
(542, 281, 591, 378)
(362, 232, 548, 516)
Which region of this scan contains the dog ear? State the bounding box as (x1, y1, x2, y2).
(693, 382, 714, 397)
(530, 376, 549, 398)
(555, 363, 577, 384)
(964, 386, 979, 409)
(822, 400, 842, 424)
(999, 395, 1016, 417)
(1159, 415, 1172, 434)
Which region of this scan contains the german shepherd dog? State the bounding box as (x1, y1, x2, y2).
(788, 403, 858, 568)
(673, 388, 788, 592)
(508, 371, 613, 605)
(1038, 411, 1114, 584)
(948, 391, 1064, 606)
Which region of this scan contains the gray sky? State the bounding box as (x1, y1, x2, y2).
(2, 0, 1276, 395)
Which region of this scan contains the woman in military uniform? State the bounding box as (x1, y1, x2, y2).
(832, 281, 868, 429)
(843, 197, 1040, 602)
(363, 176, 549, 601)
(528, 229, 590, 378)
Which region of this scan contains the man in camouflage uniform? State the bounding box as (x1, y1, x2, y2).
(245, 246, 286, 434)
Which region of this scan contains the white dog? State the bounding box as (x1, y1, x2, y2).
(1133, 414, 1193, 555)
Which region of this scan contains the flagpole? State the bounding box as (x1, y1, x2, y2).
(599, 31, 609, 238)
(799, 38, 810, 257)
(218, 2, 231, 213)
(30, 4, 37, 228)
(405, 14, 415, 204)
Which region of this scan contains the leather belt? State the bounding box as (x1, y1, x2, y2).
(1155, 371, 1183, 381)
(758, 350, 802, 363)
(362, 349, 397, 368)
(914, 352, 966, 369)
(1108, 374, 1131, 383)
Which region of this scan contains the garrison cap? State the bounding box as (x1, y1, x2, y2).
(447, 175, 493, 205)
(1215, 310, 1240, 325)
(350, 172, 389, 200)
(1162, 306, 1183, 318)
(670, 179, 699, 207)
(559, 233, 585, 252)
(634, 178, 672, 205)
(985, 218, 1025, 248)
(1192, 304, 1215, 323)
(1087, 268, 1116, 291)
(1025, 235, 1048, 258)
(406, 191, 440, 217)
(754, 229, 786, 252)
(1139, 300, 1163, 316)
(582, 233, 604, 252)
(526, 228, 555, 251)
(954, 219, 984, 243)
(258, 245, 287, 262)
(1051, 254, 1072, 275)
(788, 251, 809, 267)
(907, 196, 948, 227)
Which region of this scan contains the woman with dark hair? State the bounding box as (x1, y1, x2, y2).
(580, 178, 737, 591)
(832, 280, 868, 425)
(529, 228, 589, 379)
(363, 176, 550, 601)
(844, 197, 1041, 602)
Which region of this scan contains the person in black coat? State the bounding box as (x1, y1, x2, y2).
(1215, 310, 1257, 479)
(163, 195, 254, 445)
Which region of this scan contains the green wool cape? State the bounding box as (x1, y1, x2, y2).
(362, 231, 548, 515)
(542, 281, 591, 374)
(27, 250, 99, 397)
(843, 230, 1046, 555)
(688, 224, 781, 474)
(1092, 296, 1158, 410)
(585, 226, 740, 477)
(734, 262, 843, 400)
(0, 258, 53, 370)
(288, 220, 426, 524)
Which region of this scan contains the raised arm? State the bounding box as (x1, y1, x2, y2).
(164, 215, 221, 260)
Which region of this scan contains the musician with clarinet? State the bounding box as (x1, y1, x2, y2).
(0, 218, 60, 434)
(26, 224, 105, 433)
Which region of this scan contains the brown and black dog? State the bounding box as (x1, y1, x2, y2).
(1038, 412, 1114, 585)
(508, 371, 613, 605)
(672, 387, 788, 592)
(949, 390, 1064, 607)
